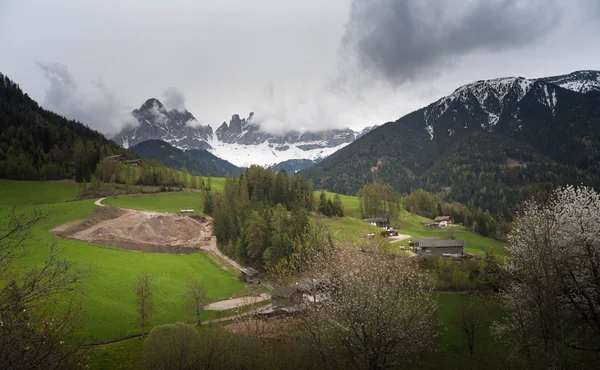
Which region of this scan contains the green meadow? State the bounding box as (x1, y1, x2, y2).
(315, 190, 361, 218)
(104, 191, 205, 214)
(0, 180, 245, 343)
(2, 180, 505, 351)
(316, 192, 506, 257)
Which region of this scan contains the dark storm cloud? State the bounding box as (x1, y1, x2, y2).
(37, 62, 135, 134)
(342, 0, 569, 84)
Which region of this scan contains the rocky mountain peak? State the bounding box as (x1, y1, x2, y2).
(114, 101, 376, 167)
(138, 98, 164, 112)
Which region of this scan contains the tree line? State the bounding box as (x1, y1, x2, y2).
(207, 166, 321, 270)
(0, 73, 133, 182)
(4, 185, 600, 369)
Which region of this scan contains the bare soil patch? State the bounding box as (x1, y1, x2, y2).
(53, 206, 213, 254)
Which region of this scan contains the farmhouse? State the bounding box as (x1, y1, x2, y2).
(412, 237, 465, 255)
(434, 216, 453, 224)
(102, 154, 141, 167)
(363, 217, 389, 228)
(240, 267, 260, 284)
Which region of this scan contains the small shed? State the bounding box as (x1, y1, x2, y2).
(363, 218, 389, 228)
(124, 159, 141, 167)
(240, 267, 260, 284)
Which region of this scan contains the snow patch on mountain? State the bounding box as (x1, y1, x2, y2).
(205, 137, 351, 168)
(540, 70, 600, 93)
(114, 99, 375, 167)
(421, 70, 600, 139)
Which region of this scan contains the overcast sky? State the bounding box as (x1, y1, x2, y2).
(1, 0, 599, 135)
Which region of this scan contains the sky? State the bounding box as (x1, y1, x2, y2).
(1, 0, 599, 136)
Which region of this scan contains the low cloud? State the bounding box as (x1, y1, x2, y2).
(162, 87, 186, 112)
(251, 79, 422, 135)
(342, 0, 571, 84)
(37, 62, 136, 135)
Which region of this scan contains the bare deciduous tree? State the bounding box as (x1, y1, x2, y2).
(185, 279, 206, 326)
(0, 207, 86, 369)
(135, 271, 154, 337)
(496, 186, 600, 368)
(452, 295, 491, 358)
(281, 242, 439, 370)
(143, 322, 202, 369)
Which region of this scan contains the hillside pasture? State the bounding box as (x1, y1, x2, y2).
(315, 190, 361, 217)
(0, 180, 78, 205)
(313, 191, 506, 257)
(103, 191, 205, 214)
(0, 181, 245, 343)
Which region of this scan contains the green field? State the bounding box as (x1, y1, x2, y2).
(0, 180, 79, 205)
(0, 180, 245, 343)
(431, 294, 509, 367)
(314, 216, 380, 245)
(316, 192, 506, 257)
(104, 191, 205, 214)
(314, 190, 361, 217)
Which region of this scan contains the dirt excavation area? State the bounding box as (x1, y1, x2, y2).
(53, 206, 213, 254)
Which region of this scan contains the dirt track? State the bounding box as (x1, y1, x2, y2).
(204, 293, 271, 311)
(53, 206, 213, 254)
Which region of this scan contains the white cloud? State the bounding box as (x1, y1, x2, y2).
(37, 62, 136, 135)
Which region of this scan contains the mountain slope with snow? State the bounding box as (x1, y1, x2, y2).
(113, 100, 375, 167)
(302, 69, 600, 197)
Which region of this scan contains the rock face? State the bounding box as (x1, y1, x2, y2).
(114, 98, 213, 150)
(114, 100, 376, 167)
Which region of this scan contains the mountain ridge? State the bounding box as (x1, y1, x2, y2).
(300, 69, 600, 217)
(129, 139, 242, 177)
(114, 101, 376, 168)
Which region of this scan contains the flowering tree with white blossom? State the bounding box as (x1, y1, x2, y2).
(283, 242, 439, 370)
(496, 186, 600, 368)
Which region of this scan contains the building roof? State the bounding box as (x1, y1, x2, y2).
(297, 278, 324, 292)
(363, 218, 388, 223)
(415, 238, 465, 248)
(272, 286, 294, 298)
(434, 216, 452, 222)
(240, 267, 258, 275)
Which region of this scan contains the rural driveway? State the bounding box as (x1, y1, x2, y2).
(94, 197, 106, 206)
(202, 236, 243, 270)
(387, 234, 411, 243)
(203, 293, 271, 311)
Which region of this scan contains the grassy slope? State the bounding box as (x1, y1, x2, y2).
(0, 180, 244, 343)
(315, 192, 506, 257)
(104, 192, 205, 214)
(430, 294, 509, 368)
(0, 180, 79, 205)
(314, 190, 361, 218)
(392, 210, 507, 257)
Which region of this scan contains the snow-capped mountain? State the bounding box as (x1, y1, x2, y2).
(113, 99, 375, 167)
(539, 70, 600, 93)
(303, 70, 600, 196)
(422, 70, 600, 140)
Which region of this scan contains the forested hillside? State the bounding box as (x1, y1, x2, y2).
(208, 166, 315, 269)
(301, 72, 600, 218)
(0, 73, 133, 181)
(422, 133, 599, 217)
(129, 139, 242, 177)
